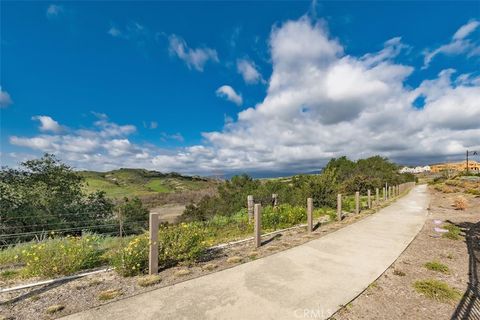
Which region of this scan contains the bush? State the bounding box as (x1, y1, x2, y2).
(453, 196, 468, 210)
(109, 234, 149, 277)
(21, 234, 105, 277)
(262, 204, 306, 230)
(158, 223, 206, 268)
(109, 223, 207, 277)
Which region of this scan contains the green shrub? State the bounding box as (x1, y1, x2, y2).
(443, 224, 462, 240)
(21, 234, 105, 277)
(0, 269, 20, 279)
(110, 223, 206, 277)
(262, 204, 306, 230)
(413, 279, 461, 302)
(466, 188, 480, 196)
(158, 223, 206, 268)
(424, 261, 449, 274)
(108, 234, 149, 277)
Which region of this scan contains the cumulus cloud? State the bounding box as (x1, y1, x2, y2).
(168, 34, 219, 71)
(9, 115, 152, 171)
(423, 19, 480, 68)
(237, 59, 264, 84)
(7, 17, 480, 175)
(0, 87, 13, 108)
(46, 4, 63, 18)
(32, 116, 63, 133)
(215, 85, 243, 106)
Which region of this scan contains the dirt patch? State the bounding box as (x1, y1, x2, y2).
(149, 204, 186, 224)
(334, 186, 480, 320)
(0, 194, 407, 320)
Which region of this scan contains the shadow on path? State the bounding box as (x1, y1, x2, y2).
(451, 220, 480, 320)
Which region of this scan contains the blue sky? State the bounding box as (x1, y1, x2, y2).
(1, 1, 479, 175)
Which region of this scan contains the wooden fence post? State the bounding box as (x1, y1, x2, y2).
(383, 187, 386, 201)
(367, 189, 371, 209)
(272, 194, 278, 207)
(247, 195, 254, 221)
(149, 213, 160, 275)
(337, 194, 342, 221)
(355, 191, 360, 214)
(375, 188, 379, 206)
(254, 204, 262, 248)
(307, 198, 313, 232)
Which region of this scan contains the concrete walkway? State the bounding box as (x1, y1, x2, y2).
(63, 185, 429, 320)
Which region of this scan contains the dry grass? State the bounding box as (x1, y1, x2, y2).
(173, 269, 191, 277)
(45, 304, 65, 314)
(453, 196, 468, 210)
(98, 289, 122, 301)
(202, 263, 217, 271)
(393, 269, 406, 276)
(137, 275, 161, 287)
(226, 256, 242, 264)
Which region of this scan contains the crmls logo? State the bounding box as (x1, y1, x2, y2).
(293, 307, 333, 319)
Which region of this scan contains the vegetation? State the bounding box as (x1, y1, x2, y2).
(80, 168, 211, 198)
(0, 154, 414, 280)
(413, 279, 461, 303)
(0, 154, 115, 244)
(453, 196, 468, 210)
(181, 156, 412, 222)
(98, 289, 122, 300)
(442, 224, 462, 240)
(424, 261, 449, 274)
(45, 304, 65, 314)
(0, 154, 152, 245)
(20, 234, 105, 277)
(393, 269, 406, 276)
(137, 274, 162, 287)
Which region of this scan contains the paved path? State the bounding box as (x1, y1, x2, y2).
(63, 185, 429, 320)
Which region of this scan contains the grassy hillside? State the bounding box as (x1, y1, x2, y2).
(79, 168, 214, 198)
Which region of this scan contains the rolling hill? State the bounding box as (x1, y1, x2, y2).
(79, 168, 215, 199)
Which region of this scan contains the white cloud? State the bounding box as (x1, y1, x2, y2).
(32, 115, 63, 133)
(7, 17, 480, 174)
(161, 132, 184, 142)
(168, 35, 219, 71)
(453, 20, 480, 40)
(423, 19, 480, 68)
(46, 4, 62, 18)
(215, 85, 243, 106)
(0, 87, 12, 108)
(237, 59, 264, 84)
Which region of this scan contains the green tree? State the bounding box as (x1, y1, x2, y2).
(0, 154, 114, 244)
(117, 197, 149, 234)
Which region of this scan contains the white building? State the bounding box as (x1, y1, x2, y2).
(399, 166, 431, 174)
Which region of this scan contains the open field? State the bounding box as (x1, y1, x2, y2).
(79, 169, 216, 199)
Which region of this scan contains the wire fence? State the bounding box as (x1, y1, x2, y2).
(0, 182, 415, 249)
(0, 217, 149, 247)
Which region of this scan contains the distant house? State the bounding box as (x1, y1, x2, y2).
(430, 160, 480, 173)
(399, 166, 431, 174)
